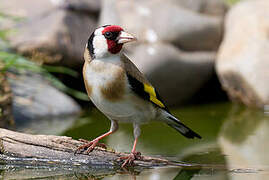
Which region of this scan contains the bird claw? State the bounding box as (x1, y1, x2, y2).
(118, 152, 142, 168)
(74, 139, 107, 155)
(78, 138, 107, 149)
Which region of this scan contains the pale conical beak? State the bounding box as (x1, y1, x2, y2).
(117, 31, 137, 44)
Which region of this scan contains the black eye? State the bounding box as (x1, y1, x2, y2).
(104, 32, 113, 38)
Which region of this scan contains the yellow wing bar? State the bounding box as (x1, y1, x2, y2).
(144, 83, 165, 108)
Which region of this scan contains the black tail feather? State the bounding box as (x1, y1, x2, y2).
(167, 116, 201, 139)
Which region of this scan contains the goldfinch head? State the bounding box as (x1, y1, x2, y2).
(86, 25, 136, 59)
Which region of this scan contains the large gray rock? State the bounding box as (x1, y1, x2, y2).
(174, 0, 228, 16)
(126, 43, 215, 106)
(0, 0, 55, 30)
(7, 71, 81, 126)
(10, 9, 96, 67)
(100, 0, 221, 105)
(0, 0, 100, 22)
(63, 0, 101, 14)
(0, 0, 56, 18)
(100, 0, 223, 51)
(4, 0, 99, 68)
(3, 0, 225, 107)
(216, 0, 269, 108)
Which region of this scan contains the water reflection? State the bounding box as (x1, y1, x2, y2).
(64, 103, 269, 179)
(1, 103, 269, 179)
(0, 165, 117, 180)
(218, 105, 269, 179)
(173, 168, 201, 180)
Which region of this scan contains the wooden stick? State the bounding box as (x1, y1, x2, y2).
(0, 128, 178, 169)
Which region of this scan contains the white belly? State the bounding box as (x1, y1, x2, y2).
(84, 60, 156, 124)
(92, 93, 155, 124)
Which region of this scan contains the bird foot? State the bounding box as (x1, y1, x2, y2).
(78, 138, 107, 149)
(74, 139, 106, 155)
(118, 151, 142, 168)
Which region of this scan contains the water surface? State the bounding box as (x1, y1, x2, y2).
(1, 102, 269, 179)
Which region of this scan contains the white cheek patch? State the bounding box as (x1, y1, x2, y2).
(95, 27, 104, 35)
(93, 35, 108, 58)
(93, 27, 109, 58)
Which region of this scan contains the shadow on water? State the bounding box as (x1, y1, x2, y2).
(1, 103, 269, 179)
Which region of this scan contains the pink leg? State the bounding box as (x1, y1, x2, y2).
(131, 138, 138, 153)
(120, 138, 142, 168)
(75, 131, 113, 154)
(75, 120, 118, 155)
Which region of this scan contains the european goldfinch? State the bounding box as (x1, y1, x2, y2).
(76, 25, 201, 167)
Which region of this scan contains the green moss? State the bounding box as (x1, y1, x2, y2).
(225, 0, 241, 5)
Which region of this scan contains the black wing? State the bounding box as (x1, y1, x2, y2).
(126, 73, 170, 113)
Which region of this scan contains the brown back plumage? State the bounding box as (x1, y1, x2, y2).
(120, 54, 170, 112)
(120, 54, 150, 85)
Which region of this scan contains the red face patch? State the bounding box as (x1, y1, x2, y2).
(102, 25, 123, 34)
(102, 25, 124, 54)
